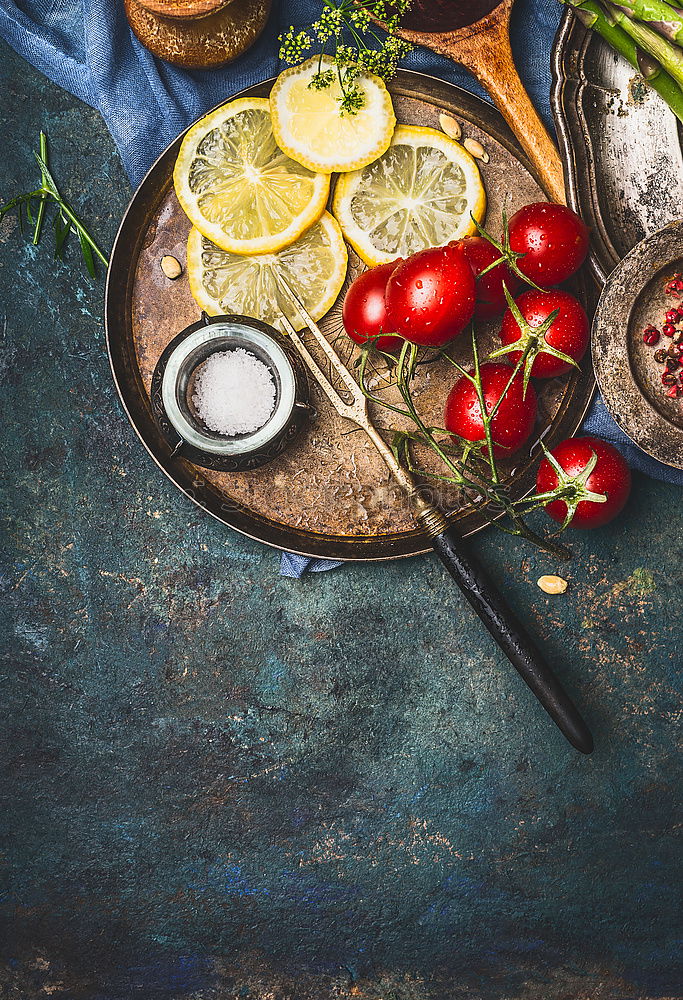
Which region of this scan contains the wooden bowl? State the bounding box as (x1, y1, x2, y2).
(124, 0, 270, 68)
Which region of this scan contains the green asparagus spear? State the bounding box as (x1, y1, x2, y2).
(610, 0, 683, 42)
(604, 0, 683, 87)
(561, 0, 683, 122)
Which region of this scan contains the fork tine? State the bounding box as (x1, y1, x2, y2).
(276, 274, 364, 401)
(276, 295, 356, 416)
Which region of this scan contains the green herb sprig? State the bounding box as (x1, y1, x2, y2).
(0, 132, 109, 278)
(358, 332, 581, 559)
(356, 315, 609, 559)
(280, 1, 413, 115)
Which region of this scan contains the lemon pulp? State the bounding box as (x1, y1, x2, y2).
(270, 56, 396, 174)
(186, 212, 348, 334)
(174, 97, 330, 255)
(333, 125, 487, 266)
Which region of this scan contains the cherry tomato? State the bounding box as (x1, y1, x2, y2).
(453, 235, 521, 320)
(384, 244, 476, 347)
(507, 203, 589, 288)
(536, 436, 631, 528)
(444, 362, 538, 456)
(342, 261, 403, 351)
(499, 288, 589, 378)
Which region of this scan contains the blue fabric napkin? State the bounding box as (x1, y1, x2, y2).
(1, 0, 681, 579)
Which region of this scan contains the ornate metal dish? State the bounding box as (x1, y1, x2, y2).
(150, 313, 311, 472)
(593, 220, 683, 468)
(105, 70, 595, 561)
(551, 8, 683, 284)
(552, 9, 683, 467)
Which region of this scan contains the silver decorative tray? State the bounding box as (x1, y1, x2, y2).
(552, 10, 683, 469)
(551, 8, 683, 284)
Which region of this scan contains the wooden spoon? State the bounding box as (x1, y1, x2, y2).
(395, 0, 566, 203)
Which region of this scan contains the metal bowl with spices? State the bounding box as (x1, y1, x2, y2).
(151, 313, 311, 472)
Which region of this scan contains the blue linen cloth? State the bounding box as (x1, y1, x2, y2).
(1, 0, 681, 579)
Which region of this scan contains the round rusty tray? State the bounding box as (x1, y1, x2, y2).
(105, 70, 595, 561)
(593, 220, 683, 468)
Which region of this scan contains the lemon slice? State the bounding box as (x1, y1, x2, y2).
(174, 97, 330, 255)
(186, 212, 348, 333)
(332, 124, 487, 267)
(269, 55, 396, 173)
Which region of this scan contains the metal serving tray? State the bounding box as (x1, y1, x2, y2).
(552, 8, 683, 285)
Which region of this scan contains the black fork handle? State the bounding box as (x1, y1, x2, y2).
(433, 524, 594, 754)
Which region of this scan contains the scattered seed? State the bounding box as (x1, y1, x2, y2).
(439, 112, 462, 141)
(654, 348, 668, 364)
(537, 575, 568, 595)
(662, 371, 677, 385)
(161, 254, 182, 279)
(464, 137, 489, 163)
(643, 328, 660, 345)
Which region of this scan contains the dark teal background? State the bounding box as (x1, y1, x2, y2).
(1, 38, 681, 1000)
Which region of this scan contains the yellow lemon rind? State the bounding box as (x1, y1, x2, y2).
(269, 56, 396, 175)
(186, 212, 348, 332)
(174, 96, 330, 256)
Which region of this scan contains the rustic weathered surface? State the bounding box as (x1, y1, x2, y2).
(0, 43, 681, 1000)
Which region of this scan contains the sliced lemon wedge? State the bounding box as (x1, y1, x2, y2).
(186, 212, 348, 333)
(269, 55, 396, 174)
(174, 97, 330, 255)
(332, 124, 487, 267)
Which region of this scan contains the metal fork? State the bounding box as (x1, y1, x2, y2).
(276, 276, 593, 754)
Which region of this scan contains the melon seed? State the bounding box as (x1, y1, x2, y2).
(537, 575, 568, 595)
(439, 113, 462, 141)
(161, 255, 182, 279)
(464, 137, 489, 163)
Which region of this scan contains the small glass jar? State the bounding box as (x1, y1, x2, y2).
(151, 313, 310, 471)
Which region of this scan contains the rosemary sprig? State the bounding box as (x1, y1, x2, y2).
(357, 330, 576, 559)
(280, 1, 413, 115)
(0, 131, 109, 277)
